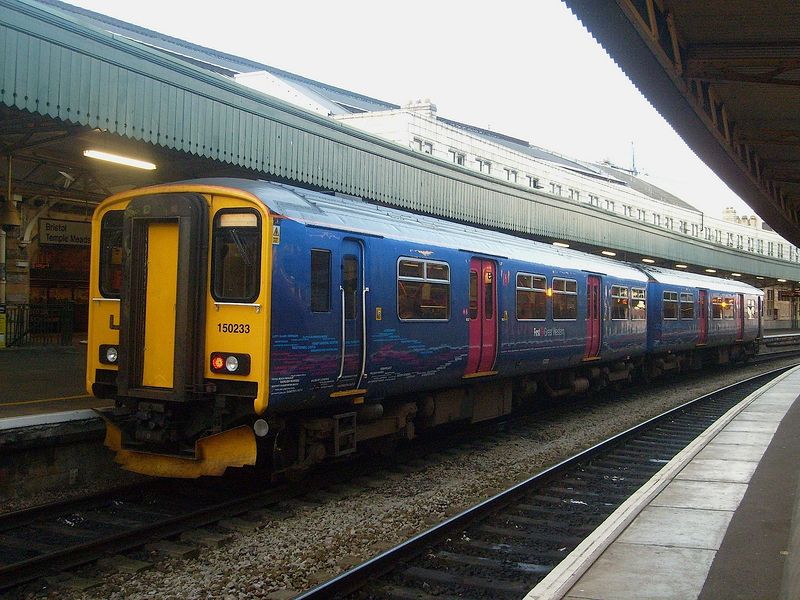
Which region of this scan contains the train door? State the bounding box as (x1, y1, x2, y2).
(117, 193, 208, 401)
(465, 258, 498, 375)
(584, 275, 601, 359)
(698, 289, 708, 345)
(737, 293, 745, 341)
(337, 238, 367, 390)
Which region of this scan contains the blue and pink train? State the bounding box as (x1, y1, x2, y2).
(88, 179, 763, 477)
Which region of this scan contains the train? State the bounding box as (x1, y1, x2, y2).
(86, 178, 763, 478)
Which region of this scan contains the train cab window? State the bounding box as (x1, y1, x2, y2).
(397, 258, 450, 321)
(516, 273, 547, 320)
(611, 286, 629, 320)
(631, 288, 646, 320)
(99, 210, 124, 297)
(552, 278, 577, 320)
(663, 291, 678, 320)
(310, 249, 331, 312)
(211, 210, 261, 303)
(680, 293, 695, 319)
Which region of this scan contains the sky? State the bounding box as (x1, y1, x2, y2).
(63, 0, 752, 217)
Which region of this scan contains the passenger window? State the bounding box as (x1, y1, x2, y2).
(680, 293, 694, 319)
(723, 297, 735, 319)
(552, 278, 577, 320)
(469, 271, 478, 320)
(631, 288, 646, 320)
(712, 297, 724, 319)
(211, 210, 261, 302)
(611, 286, 629, 320)
(516, 273, 546, 320)
(99, 210, 124, 297)
(310, 250, 331, 312)
(397, 258, 450, 321)
(663, 291, 678, 320)
(484, 270, 494, 319)
(342, 256, 358, 320)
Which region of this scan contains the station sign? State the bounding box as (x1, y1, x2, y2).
(39, 219, 91, 246)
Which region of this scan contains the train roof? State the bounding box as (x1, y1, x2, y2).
(187, 178, 649, 281)
(642, 265, 763, 295)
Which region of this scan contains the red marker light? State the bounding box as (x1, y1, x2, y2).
(211, 355, 225, 370)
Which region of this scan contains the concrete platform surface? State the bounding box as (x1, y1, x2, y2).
(526, 366, 800, 600)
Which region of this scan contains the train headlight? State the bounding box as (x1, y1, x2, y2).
(99, 344, 119, 365)
(210, 352, 251, 375)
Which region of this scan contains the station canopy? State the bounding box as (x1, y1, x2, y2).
(564, 0, 800, 247)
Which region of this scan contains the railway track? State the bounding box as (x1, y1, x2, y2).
(297, 366, 793, 599)
(1, 355, 796, 596)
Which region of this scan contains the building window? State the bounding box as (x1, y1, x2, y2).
(611, 286, 629, 320)
(397, 258, 450, 321)
(736, 235, 743, 249)
(663, 291, 678, 320)
(310, 249, 331, 312)
(588, 194, 600, 207)
(606, 200, 615, 212)
(747, 237, 754, 252)
(569, 188, 580, 201)
(653, 214, 661, 227)
(516, 273, 547, 320)
(715, 229, 722, 243)
(778, 243, 784, 258)
(726, 232, 734, 247)
(550, 182, 562, 196)
(691, 223, 700, 236)
(527, 175, 541, 189)
(680, 293, 694, 319)
(637, 208, 647, 221)
(504, 168, 518, 183)
(476, 158, 491, 174)
(448, 149, 466, 165)
(413, 138, 433, 154)
(768, 241, 775, 256)
(758, 239, 764, 254)
(552, 278, 578, 320)
(665, 217, 674, 230)
(678, 220, 688, 234)
(631, 288, 646, 320)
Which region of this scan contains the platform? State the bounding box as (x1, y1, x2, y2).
(527, 365, 800, 600)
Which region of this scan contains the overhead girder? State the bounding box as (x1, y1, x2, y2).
(563, 0, 800, 248)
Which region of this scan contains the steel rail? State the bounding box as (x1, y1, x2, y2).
(296, 365, 795, 599)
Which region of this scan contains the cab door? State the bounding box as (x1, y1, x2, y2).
(465, 258, 498, 375)
(117, 193, 208, 401)
(336, 238, 367, 391)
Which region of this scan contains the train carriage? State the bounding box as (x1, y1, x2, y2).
(644, 266, 762, 366)
(86, 178, 762, 478)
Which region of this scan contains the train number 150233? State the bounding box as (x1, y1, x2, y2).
(217, 323, 251, 334)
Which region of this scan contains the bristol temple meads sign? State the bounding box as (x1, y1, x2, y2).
(39, 219, 91, 246)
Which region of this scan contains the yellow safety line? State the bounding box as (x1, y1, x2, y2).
(1, 394, 93, 407)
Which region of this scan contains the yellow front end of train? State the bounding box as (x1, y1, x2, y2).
(86, 182, 273, 477)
